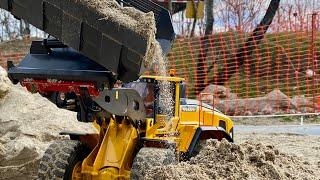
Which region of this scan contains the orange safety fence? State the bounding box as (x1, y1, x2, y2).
(166, 13, 320, 116)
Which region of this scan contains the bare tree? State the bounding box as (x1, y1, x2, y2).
(272, 0, 317, 31)
(216, 0, 265, 31)
(0, 10, 12, 40)
(293, 0, 314, 31)
(194, 0, 280, 94)
(214, 0, 280, 86)
(189, 0, 199, 37)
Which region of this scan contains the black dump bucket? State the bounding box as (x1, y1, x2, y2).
(0, 0, 174, 82)
(7, 41, 113, 85)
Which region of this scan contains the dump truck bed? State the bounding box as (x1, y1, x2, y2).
(0, 0, 174, 82)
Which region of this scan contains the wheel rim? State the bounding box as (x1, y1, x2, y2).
(72, 161, 82, 180)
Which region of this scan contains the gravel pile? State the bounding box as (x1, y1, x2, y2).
(0, 67, 94, 179)
(145, 139, 318, 180)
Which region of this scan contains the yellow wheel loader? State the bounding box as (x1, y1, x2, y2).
(2, 0, 234, 179)
(35, 75, 233, 179)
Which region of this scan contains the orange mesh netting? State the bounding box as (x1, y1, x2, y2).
(165, 13, 320, 116)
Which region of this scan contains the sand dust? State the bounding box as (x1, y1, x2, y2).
(145, 139, 318, 180)
(0, 67, 94, 179)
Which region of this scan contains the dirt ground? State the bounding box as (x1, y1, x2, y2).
(237, 132, 320, 169)
(233, 116, 320, 126)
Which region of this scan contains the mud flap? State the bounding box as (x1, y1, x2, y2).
(59, 131, 99, 150)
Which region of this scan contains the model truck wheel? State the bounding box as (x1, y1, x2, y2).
(38, 140, 89, 180)
(131, 147, 177, 180)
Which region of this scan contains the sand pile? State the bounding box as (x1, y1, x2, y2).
(0, 67, 94, 179)
(145, 139, 317, 180)
(79, 0, 155, 38)
(0, 67, 10, 99)
(69, 0, 157, 68)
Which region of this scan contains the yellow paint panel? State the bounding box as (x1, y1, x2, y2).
(177, 125, 197, 152)
(81, 119, 137, 179)
(186, 1, 204, 19)
(140, 75, 184, 82)
(180, 106, 234, 134)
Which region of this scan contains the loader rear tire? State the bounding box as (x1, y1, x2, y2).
(131, 147, 176, 180)
(37, 140, 89, 180)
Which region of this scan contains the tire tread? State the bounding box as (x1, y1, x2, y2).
(37, 140, 87, 180)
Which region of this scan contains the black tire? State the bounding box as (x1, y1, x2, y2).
(38, 140, 89, 180)
(131, 147, 176, 180)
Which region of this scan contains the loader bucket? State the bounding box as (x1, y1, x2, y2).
(0, 0, 174, 82)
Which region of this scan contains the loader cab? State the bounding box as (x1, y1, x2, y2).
(124, 76, 184, 121)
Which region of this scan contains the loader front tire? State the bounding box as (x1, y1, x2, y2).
(38, 140, 89, 180)
(131, 147, 176, 180)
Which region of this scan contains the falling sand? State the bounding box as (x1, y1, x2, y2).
(151, 42, 175, 118)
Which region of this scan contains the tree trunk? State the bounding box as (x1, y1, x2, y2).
(211, 0, 280, 87)
(19, 19, 23, 36)
(190, 0, 198, 37)
(24, 20, 30, 38)
(4, 14, 11, 39)
(167, 0, 173, 14)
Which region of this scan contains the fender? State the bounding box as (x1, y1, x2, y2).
(186, 126, 233, 158)
(60, 131, 99, 150)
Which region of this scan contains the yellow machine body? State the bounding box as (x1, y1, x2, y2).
(186, 0, 205, 19)
(79, 118, 137, 179)
(71, 75, 234, 179)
